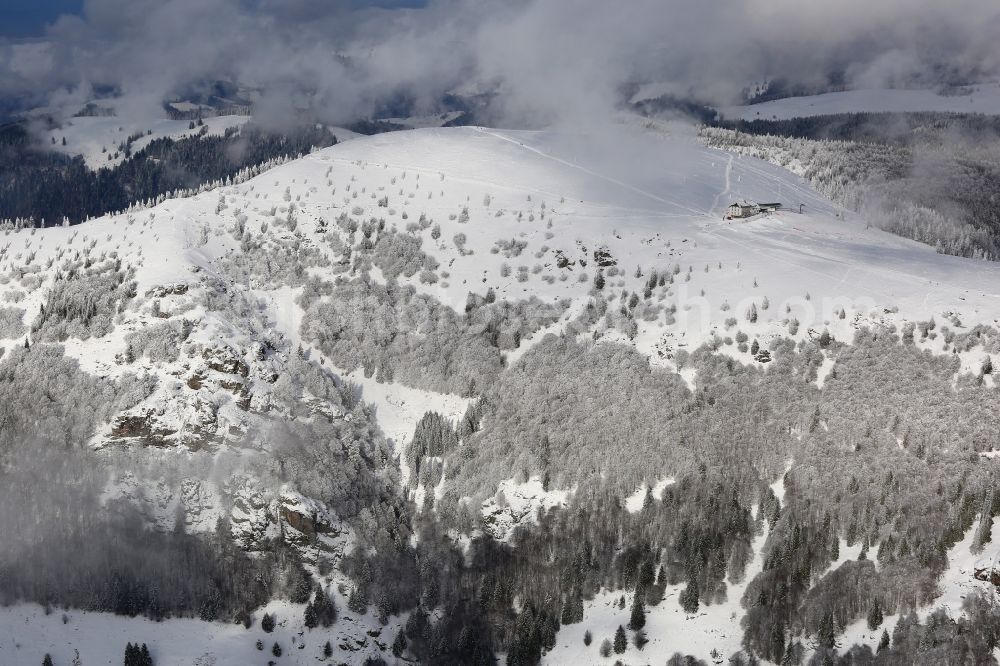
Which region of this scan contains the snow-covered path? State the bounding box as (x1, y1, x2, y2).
(709, 152, 735, 218)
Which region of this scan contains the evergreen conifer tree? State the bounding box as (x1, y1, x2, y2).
(613, 625, 627, 654)
(679, 580, 699, 613)
(818, 612, 836, 649)
(313, 587, 337, 627)
(867, 600, 883, 630)
(392, 630, 407, 657)
(348, 587, 366, 614)
(629, 593, 646, 630)
(261, 612, 275, 632)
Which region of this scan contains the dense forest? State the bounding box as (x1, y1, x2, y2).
(389, 327, 1000, 666)
(5, 246, 999, 663)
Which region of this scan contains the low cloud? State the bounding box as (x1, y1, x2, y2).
(2, 0, 999, 127)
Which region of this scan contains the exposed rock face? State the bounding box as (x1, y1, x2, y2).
(593, 247, 617, 267)
(229, 478, 276, 549)
(106, 335, 266, 451)
(276, 493, 349, 562)
(974, 555, 1000, 587)
(203, 346, 250, 377)
(110, 412, 177, 445)
(84, 279, 359, 565)
(146, 283, 190, 298)
(480, 478, 570, 542)
(281, 506, 330, 537)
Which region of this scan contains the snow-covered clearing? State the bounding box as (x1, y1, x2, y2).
(545, 475, 787, 664)
(43, 115, 252, 170)
(0, 597, 405, 666)
(481, 477, 573, 541)
(624, 478, 677, 513)
(340, 367, 469, 453)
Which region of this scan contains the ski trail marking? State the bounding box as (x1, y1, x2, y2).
(709, 152, 734, 217)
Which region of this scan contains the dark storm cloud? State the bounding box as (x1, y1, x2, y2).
(1, 0, 999, 125)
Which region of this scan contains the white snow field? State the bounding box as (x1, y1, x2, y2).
(720, 82, 1000, 121)
(0, 597, 406, 666)
(2, 124, 1000, 664)
(43, 114, 253, 170)
(39, 111, 364, 172)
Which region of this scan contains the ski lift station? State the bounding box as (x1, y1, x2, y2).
(724, 201, 782, 220)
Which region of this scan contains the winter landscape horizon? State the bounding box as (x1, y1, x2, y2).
(3, 1, 1000, 665)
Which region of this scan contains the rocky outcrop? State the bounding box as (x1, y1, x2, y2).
(146, 283, 189, 298)
(280, 506, 338, 539)
(203, 346, 249, 377)
(974, 555, 1000, 587)
(110, 412, 177, 446)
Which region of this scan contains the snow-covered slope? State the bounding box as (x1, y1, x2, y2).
(38, 112, 366, 171)
(3, 123, 1000, 664)
(721, 82, 1000, 121)
(31, 122, 997, 339)
(6, 120, 1000, 516)
(0, 598, 407, 666)
(43, 114, 252, 169)
(274, 124, 998, 357)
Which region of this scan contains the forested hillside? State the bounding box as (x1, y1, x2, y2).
(1, 125, 999, 665)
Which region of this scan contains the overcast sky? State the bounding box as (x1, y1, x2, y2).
(0, 0, 433, 37)
(0, 1, 83, 38)
(2, 0, 999, 127)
